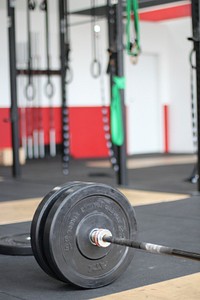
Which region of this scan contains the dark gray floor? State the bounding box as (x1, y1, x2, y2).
(0, 155, 200, 299)
(0, 154, 198, 201)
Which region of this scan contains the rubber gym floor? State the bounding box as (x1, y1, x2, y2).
(0, 154, 200, 300)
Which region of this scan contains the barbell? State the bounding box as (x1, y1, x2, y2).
(29, 181, 200, 289)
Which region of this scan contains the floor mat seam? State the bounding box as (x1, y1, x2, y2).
(0, 291, 26, 300)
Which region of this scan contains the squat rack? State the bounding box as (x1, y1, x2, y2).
(70, 0, 128, 185)
(7, 0, 69, 178)
(7, 0, 128, 185)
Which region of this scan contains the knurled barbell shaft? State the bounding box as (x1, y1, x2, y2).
(89, 229, 200, 261)
(103, 235, 200, 261)
(90, 229, 200, 261)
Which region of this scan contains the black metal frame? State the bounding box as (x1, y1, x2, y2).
(59, 0, 70, 174)
(6, 0, 68, 177)
(115, 0, 127, 185)
(71, 0, 186, 16)
(191, 0, 200, 191)
(7, 0, 21, 177)
(107, 0, 127, 185)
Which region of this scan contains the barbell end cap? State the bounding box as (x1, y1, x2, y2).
(89, 228, 112, 248)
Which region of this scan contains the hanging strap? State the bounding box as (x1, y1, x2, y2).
(189, 47, 196, 70)
(186, 48, 198, 183)
(90, 0, 101, 78)
(110, 76, 125, 146)
(189, 48, 197, 152)
(28, 0, 36, 10)
(190, 48, 197, 150)
(25, 0, 36, 101)
(40, 0, 54, 98)
(64, 0, 73, 84)
(126, 0, 141, 61)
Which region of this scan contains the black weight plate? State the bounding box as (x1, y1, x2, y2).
(0, 233, 32, 256)
(43, 183, 137, 288)
(31, 181, 86, 280)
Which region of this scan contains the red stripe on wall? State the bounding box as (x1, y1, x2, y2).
(0, 107, 109, 158)
(139, 4, 191, 22)
(163, 105, 169, 153)
(69, 107, 108, 158)
(0, 108, 12, 149)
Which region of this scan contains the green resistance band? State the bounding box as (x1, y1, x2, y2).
(126, 0, 141, 57)
(110, 76, 125, 146)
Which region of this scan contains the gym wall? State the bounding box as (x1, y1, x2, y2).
(0, 0, 193, 158)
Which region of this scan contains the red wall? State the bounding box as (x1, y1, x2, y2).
(69, 107, 108, 158)
(139, 4, 191, 22)
(0, 107, 109, 158)
(0, 108, 12, 148)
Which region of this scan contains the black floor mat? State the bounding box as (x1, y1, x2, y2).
(0, 155, 198, 202)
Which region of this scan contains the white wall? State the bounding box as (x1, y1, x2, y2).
(126, 53, 162, 154)
(126, 21, 170, 154)
(164, 18, 194, 153)
(0, 1, 10, 108)
(126, 18, 194, 154)
(68, 19, 110, 107)
(69, 0, 106, 13)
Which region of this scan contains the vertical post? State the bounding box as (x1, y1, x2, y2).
(107, 0, 127, 185)
(107, 1, 116, 86)
(116, 0, 127, 185)
(7, 0, 21, 177)
(191, 0, 200, 191)
(59, 0, 69, 174)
